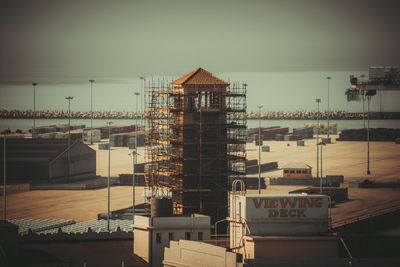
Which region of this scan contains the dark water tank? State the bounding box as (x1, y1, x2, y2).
(151, 197, 173, 217)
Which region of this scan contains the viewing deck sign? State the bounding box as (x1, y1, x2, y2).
(231, 194, 329, 222)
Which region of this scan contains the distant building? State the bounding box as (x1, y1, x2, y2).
(282, 163, 312, 179)
(305, 123, 338, 135)
(0, 138, 96, 183)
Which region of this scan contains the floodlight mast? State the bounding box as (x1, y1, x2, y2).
(257, 105, 263, 194)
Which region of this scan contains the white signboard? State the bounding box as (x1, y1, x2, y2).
(231, 194, 329, 222)
(230, 194, 329, 235)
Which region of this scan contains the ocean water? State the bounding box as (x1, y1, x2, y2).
(1, 71, 400, 114)
(1, 70, 400, 132)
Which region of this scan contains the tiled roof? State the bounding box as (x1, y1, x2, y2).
(171, 68, 229, 86)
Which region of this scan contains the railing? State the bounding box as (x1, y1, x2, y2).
(330, 205, 400, 229)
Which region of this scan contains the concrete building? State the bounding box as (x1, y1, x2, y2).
(164, 240, 238, 267)
(0, 138, 96, 183)
(133, 212, 210, 267)
(228, 194, 335, 259)
(163, 193, 344, 266)
(282, 163, 312, 179)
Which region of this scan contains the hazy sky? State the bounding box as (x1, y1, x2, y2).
(1, 0, 400, 78)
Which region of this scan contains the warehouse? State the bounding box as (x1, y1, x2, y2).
(0, 138, 96, 183)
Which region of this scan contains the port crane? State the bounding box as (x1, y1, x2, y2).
(345, 66, 400, 174)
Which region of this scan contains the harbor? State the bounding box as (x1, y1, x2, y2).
(1, 0, 400, 265)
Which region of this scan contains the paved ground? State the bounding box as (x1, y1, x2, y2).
(247, 134, 400, 182)
(91, 142, 146, 177)
(2, 185, 399, 225)
(93, 135, 400, 182)
(0, 186, 144, 222)
(1, 135, 399, 224)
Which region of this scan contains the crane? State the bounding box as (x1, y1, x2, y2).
(346, 66, 400, 101)
(345, 66, 400, 175)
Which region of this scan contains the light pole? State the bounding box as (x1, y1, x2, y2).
(140, 77, 145, 129)
(317, 141, 326, 193)
(106, 121, 113, 231)
(257, 105, 263, 194)
(316, 98, 321, 180)
(326, 77, 331, 140)
(32, 83, 38, 137)
(3, 134, 6, 219)
(359, 75, 366, 129)
(65, 96, 73, 182)
(133, 92, 140, 223)
(367, 95, 371, 175)
(89, 80, 95, 145)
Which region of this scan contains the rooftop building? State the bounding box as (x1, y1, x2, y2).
(282, 162, 312, 179)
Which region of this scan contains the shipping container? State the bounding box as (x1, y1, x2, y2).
(262, 146, 270, 152)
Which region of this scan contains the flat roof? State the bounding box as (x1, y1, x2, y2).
(282, 163, 312, 169)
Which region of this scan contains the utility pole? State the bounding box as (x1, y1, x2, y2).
(32, 83, 38, 137)
(140, 77, 146, 129)
(107, 121, 113, 231)
(133, 92, 140, 223)
(367, 95, 371, 175)
(89, 80, 95, 145)
(326, 77, 331, 140)
(257, 105, 263, 194)
(316, 98, 321, 180)
(65, 96, 73, 182)
(318, 141, 326, 193)
(3, 135, 6, 219)
(360, 75, 366, 129)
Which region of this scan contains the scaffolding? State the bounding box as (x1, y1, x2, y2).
(144, 70, 246, 222)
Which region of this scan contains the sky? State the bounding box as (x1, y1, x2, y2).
(0, 0, 399, 112)
(1, 0, 399, 78)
